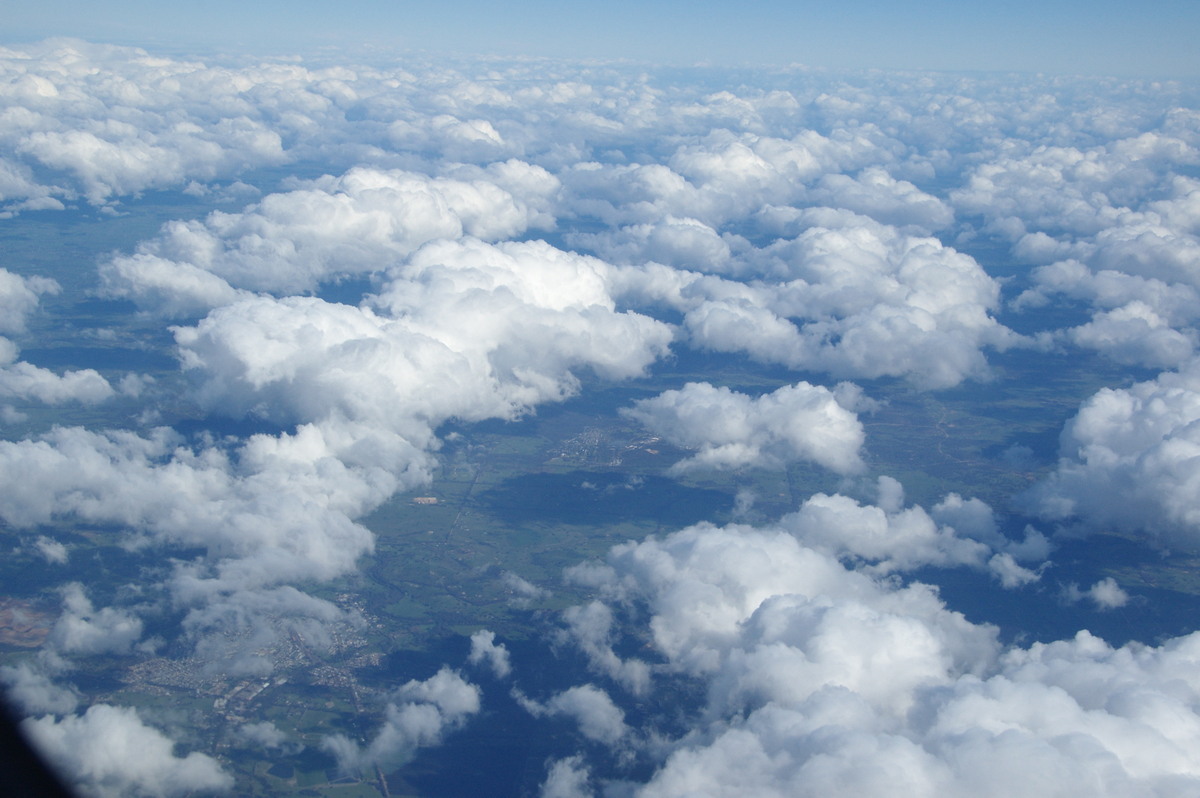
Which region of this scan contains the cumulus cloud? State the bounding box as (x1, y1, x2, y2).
(0, 267, 114, 404)
(541, 755, 593, 798)
(559, 126, 889, 230)
(1063, 577, 1130, 610)
(100, 163, 559, 314)
(502, 571, 551, 606)
(809, 166, 953, 232)
(622, 381, 866, 475)
(175, 240, 672, 431)
(0, 39, 290, 209)
(235, 720, 299, 752)
(607, 213, 1017, 388)
(959, 129, 1200, 372)
(1066, 301, 1196, 368)
(468, 629, 512, 679)
(0, 268, 58, 334)
(559, 601, 652, 696)
(780, 482, 1042, 582)
(558, 515, 1200, 797)
(568, 215, 738, 274)
(0, 660, 80, 716)
(0, 359, 114, 405)
(517, 684, 629, 747)
(23, 704, 233, 798)
(952, 133, 1198, 241)
(1025, 358, 1200, 549)
(1014, 256, 1200, 369)
(48, 583, 143, 657)
(323, 667, 480, 774)
(0, 426, 388, 593)
(34, 535, 68, 564)
(0, 233, 673, 677)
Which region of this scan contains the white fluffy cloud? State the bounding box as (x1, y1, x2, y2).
(0, 660, 80, 716)
(172, 238, 672, 433)
(558, 126, 892, 230)
(323, 667, 480, 774)
(541, 755, 593, 798)
(517, 684, 629, 747)
(48, 583, 143, 656)
(952, 133, 1198, 241)
(100, 162, 559, 314)
(1063, 578, 1130, 610)
(1025, 358, 1200, 548)
(468, 629, 512, 679)
(0, 40, 307, 210)
(234, 720, 295, 751)
(554, 514, 1200, 797)
(0, 267, 114, 404)
(782, 482, 1042, 581)
(607, 212, 1017, 388)
(0, 425, 389, 590)
(622, 381, 866, 475)
(23, 704, 233, 798)
(0, 358, 114, 405)
(958, 129, 1200, 371)
(0, 268, 58, 334)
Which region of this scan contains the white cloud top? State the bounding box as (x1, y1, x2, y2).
(559, 515, 1200, 796)
(622, 381, 866, 475)
(1027, 357, 1200, 548)
(23, 704, 232, 798)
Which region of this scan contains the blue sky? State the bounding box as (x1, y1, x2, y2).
(6, 0, 1199, 77)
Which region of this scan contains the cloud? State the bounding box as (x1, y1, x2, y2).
(568, 216, 737, 274)
(502, 571, 551, 606)
(100, 163, 559, 314)
(559, 600, 652, 696)
(468, 630, 512, 679)
(0, 232, 673, 678)
(809, 166, 953, 232)
(22, 704, 233, 798)
(1063, 578, 1130, 610)
(34, 536, 68, 564)
(557, 515, 1200, 796)
(323, 667, 480, 774)
(621, 380, 866, 475)
(174, 240, 672, 431)
(951, 133, 1197, 241)
(541, 755, 593, 798)
(0, 660, 80, 716)
(0, 268, 114, 404)
(234, 720, 299, 752)
(0, 359, 114, 405)
(1024, 358, 1200, 549)
(1015, 258, 1200, 369)
(1065, 301, 1196, 368)
(781, 483, 1041, 581)
(0, 425, 388, 592)
(0, 40, 297, 209)
(518, 684, 629, 747)
(0, 268, 59, 335)
(608, 212, 1017, 388)
(957, 129, 1200, 373)
(48, 583, 143, 657)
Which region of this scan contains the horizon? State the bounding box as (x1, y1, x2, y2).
(5, 1, 1200, 79)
